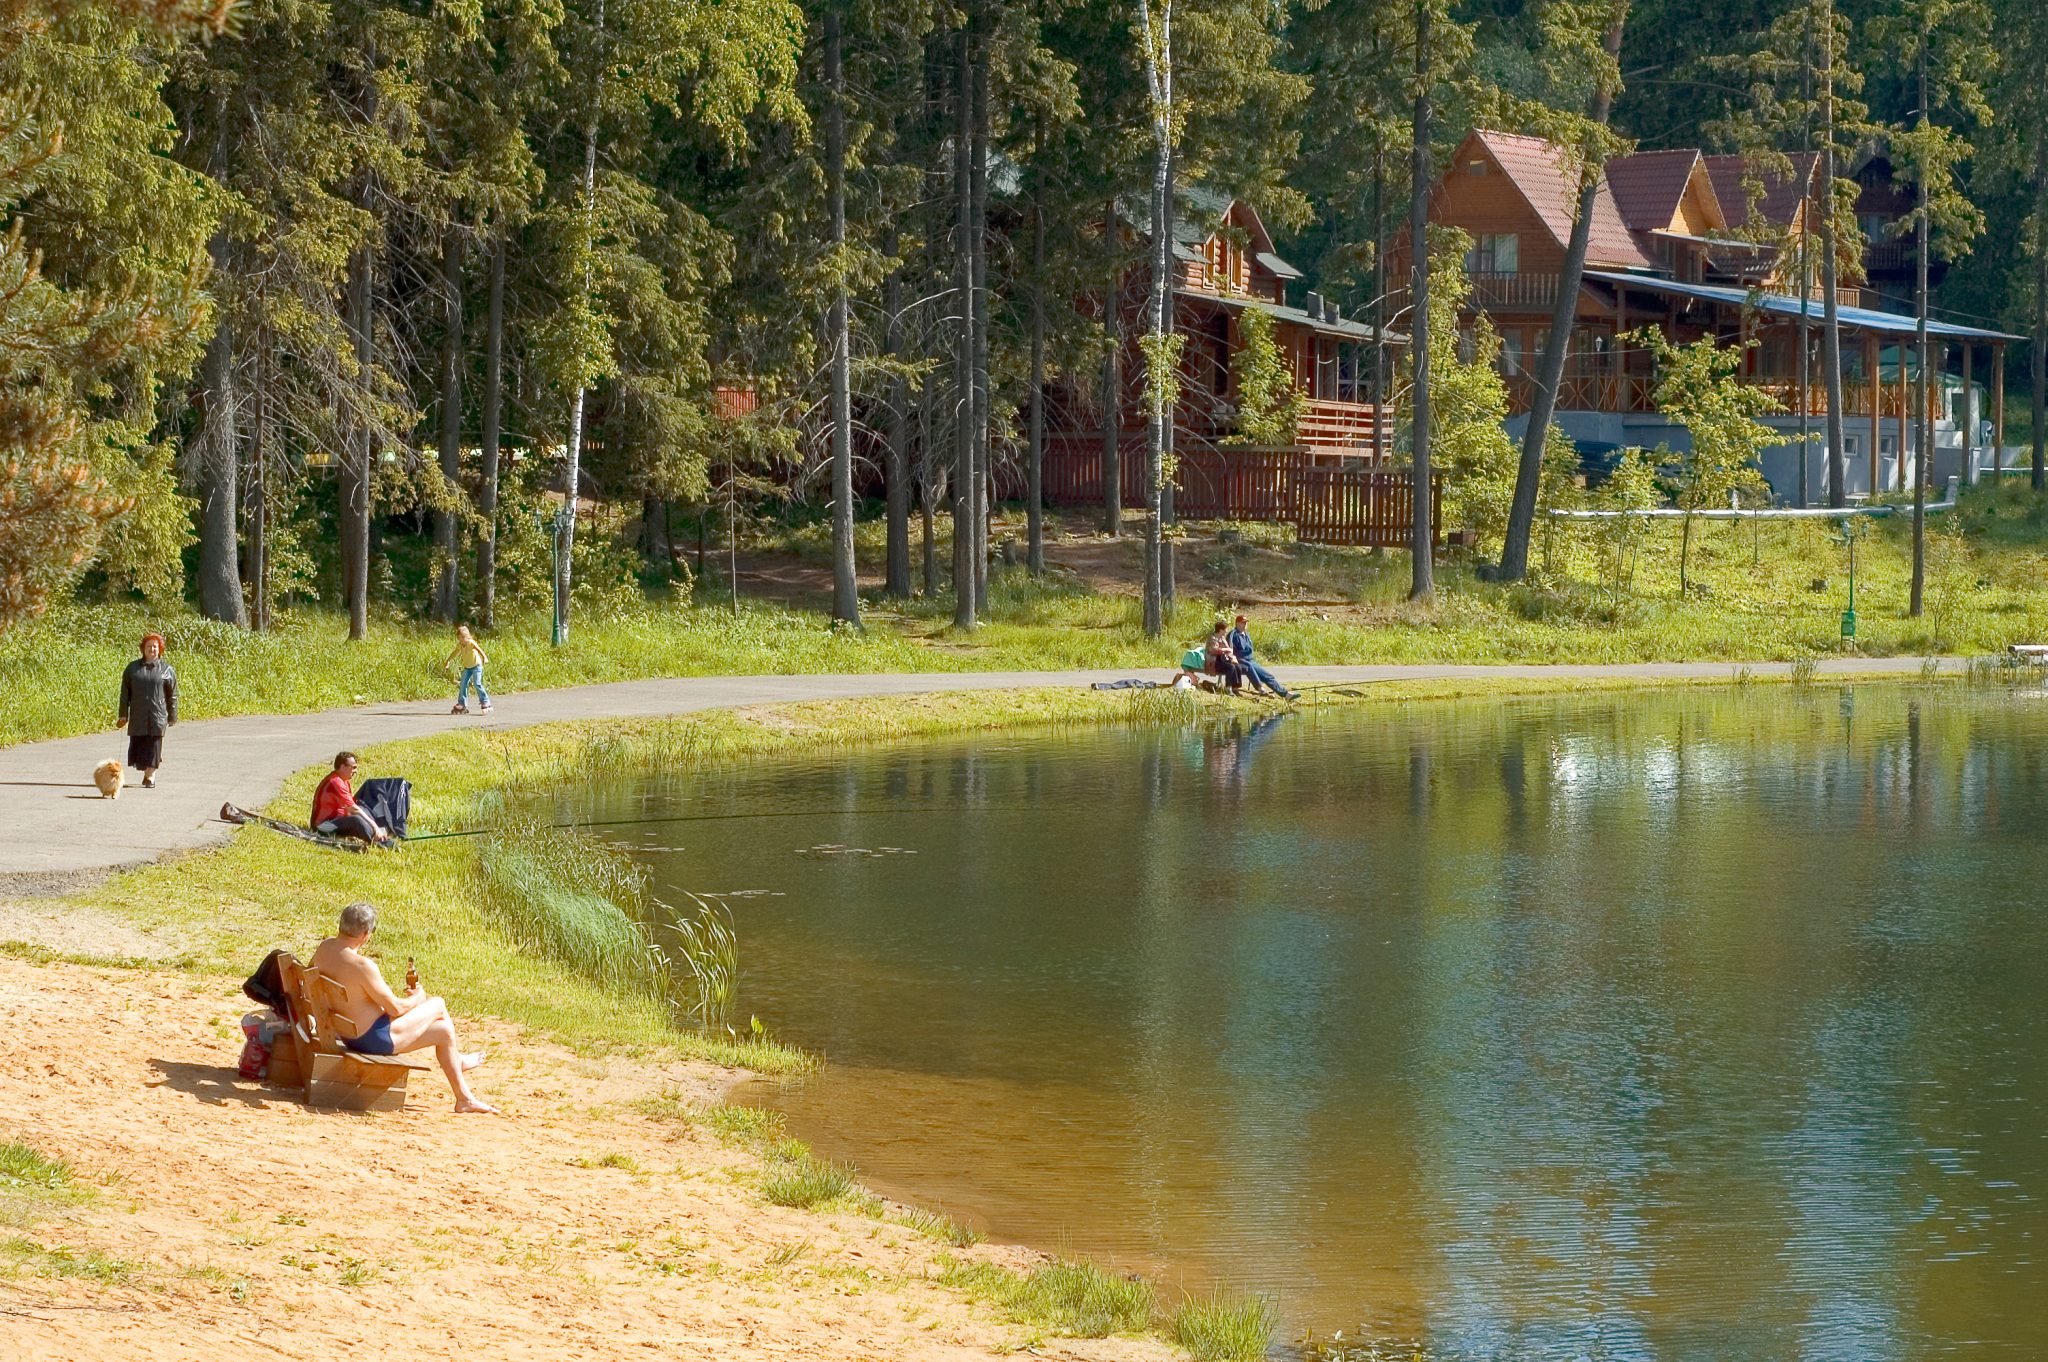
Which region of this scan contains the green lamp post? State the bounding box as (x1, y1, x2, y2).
(1838, 516, 1865, 641)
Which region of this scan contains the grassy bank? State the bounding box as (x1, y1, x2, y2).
(7, 482, 2043, 749)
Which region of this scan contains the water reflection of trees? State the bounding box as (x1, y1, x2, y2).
(624, 689, 2048, 1358)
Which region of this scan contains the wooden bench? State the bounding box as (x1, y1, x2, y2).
(273, 953, 431, 1112)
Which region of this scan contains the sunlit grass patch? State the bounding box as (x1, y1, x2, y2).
(1170, 1290, 1277, 1362)
(937, 1255, 1154, 1337)
(0, 1236, 138, 1285)
(759, 1148, 857, 1210)
(0, 1143, 81, 1198)
(897, 1205, 983, 1247)
(0, 1142, 92, 1230)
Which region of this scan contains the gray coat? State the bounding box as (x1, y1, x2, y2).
(119, 658, 178, 736)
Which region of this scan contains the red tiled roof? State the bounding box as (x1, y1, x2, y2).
(1468, 130, 1651, 270)
(1703, 153, 1820, 232)
(1603, 149, 1705, 231)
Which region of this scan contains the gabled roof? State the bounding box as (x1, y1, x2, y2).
(1463, 131, 1652, 270)
(1604, 149, 1710, 232)
(1703, 153, 1820, 233)
(1119, 184, 1298, 274)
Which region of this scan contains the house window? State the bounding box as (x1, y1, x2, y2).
(1466, 233, 1518, 275)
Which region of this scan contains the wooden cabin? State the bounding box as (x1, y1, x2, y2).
(1039, 186, 1430, 546)
(1404, 130, 2020, 502)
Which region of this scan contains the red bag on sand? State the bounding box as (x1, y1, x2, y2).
(239, 1014, 272, 1081)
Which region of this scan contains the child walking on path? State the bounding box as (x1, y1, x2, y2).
(445, 626, 491, 714)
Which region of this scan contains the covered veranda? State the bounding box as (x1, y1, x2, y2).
(1581, 271, 2024, 501)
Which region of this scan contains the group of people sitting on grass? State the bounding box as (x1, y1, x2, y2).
(1177, 615, 1294, 699)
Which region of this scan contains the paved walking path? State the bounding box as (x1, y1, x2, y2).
(0, 658, 1937, 880)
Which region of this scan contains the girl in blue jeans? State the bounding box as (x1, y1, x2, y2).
(444, 625, 492, 714)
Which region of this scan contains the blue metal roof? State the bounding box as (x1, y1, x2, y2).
(1582, 270, 2022, 342)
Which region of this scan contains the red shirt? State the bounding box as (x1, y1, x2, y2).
(313, 771, 357, 826)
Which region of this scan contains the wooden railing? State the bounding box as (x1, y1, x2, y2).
(1507, 373, 1657, 415)
(1298, 398, 1386, 453)
(1038, 434, 1437, 549)
(1467, 272, 1564, 312)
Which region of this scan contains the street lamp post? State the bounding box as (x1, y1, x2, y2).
(1838, 516, 1865, 643)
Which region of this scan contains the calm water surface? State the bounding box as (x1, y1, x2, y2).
(580, 689, 2048, 1359)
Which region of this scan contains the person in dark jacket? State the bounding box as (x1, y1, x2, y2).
(116, 633, 177, 788)
(1228, 614, 1293, 698)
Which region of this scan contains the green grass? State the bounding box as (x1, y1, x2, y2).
(938, 1255, 1156, 1338)
(11, 484, 2046, 749)
(897, 1205, 984, 1247)
(759, 1147, 858, 1210)
(0, 1236, 140, 1285)
(0, 1141, 91, 1232)
(1171, 1292, 1278, 1362)
(0, 1143, 80, 1199)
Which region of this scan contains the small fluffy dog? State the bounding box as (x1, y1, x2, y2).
(93, 759, 125, 799)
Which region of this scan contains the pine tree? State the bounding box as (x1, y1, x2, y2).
(1705, 0, 1872, 511)
(1870, 0, 1992, 616)
(1498, 1, 1628, 579)
(1984, 0, 2048, 489)
(2, 0, 223, 631)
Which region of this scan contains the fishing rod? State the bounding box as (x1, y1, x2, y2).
(402, 805, 944, 842)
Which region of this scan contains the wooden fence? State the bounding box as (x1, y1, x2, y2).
(1035, 435, 1439, 549)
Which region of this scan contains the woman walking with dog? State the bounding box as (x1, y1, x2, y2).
(116, 632, 177, 788)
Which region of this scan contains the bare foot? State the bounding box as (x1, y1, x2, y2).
(454, 1097, 499, 1114)
(460, 1050, 487, 1072)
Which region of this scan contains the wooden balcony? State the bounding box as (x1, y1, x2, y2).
(1466, 272, 1564, 312)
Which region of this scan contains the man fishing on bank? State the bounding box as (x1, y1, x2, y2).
(1228, 614, 1294, 699)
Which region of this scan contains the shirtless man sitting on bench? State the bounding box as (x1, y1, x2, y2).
(310, 902, 498, 1114)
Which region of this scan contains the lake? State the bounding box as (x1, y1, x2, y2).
(583, 687, 2048, 1359)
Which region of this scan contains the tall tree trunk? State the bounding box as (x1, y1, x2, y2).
(195, 94, 245, 628)
(951, 21, 976, 629)
(557, 0, 605, 645)
(883, 254, 912, 597)
(969, 25, 991, 611)
(2034, 134, 2046, 492)
(1101, 200, 1123, 535)
(246, 340, 269, 631)
(1373, 145, 1387, 459)
(1499, 15, 1623, 579)
(641, 495, 672, 575)
(1137, 0, 1173, 638)
(1909, 46, 1929, 617)
(1797, 238, 1812, 508)
(1820, 0, 1848, 504)
(1407, 0, 1435, 602)
(922, 464, 940, 598)
(1158, 141, 1176, 620)
(195, 270, 244, 625)
(434, 226, 465, 622)
(343, 239, 374, 642)
(825, 9, 859, 626)
(1026, 145, 1046, 575)
(478, 235, 505, 628)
